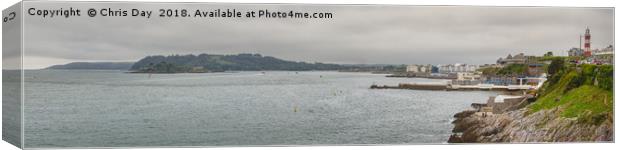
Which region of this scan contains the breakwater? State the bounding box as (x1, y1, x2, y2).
(370, 83, 448, 90)
(386, 74, 456, 79)
(370, 83, 532, 91)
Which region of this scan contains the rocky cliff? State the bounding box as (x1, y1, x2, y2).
(448, 108, 613, 143)
(448, 63, 614, 143)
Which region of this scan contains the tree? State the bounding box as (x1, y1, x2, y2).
(547, 58, 565, 75)
(544, 51, 554, 57)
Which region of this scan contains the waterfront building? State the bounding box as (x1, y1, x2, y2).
(406, 65, 419, 73)
(452, 72, 482, 85)
(437, 64, 478, 74)
(431, 66, 439, 73)
(456, 72, 481, 80)
(406, 64, 432, 73)
(592, 45, 614, 65)
(478, 64, 502, 70)
(420, 66, 428, 73)
(496, 53, 535, 65)
(568, 47, 584, 57)
(593, 45, 614, 55)
(482, 75, 518, 86)
(496, 53, 539, 66)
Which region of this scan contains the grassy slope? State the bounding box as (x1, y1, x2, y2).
(527, 64, 613, 124)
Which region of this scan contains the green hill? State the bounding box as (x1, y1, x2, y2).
(528, 58, 613, 125)
(130, 53, 344, 73)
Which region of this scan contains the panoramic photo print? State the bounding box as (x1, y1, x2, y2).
(1, 1, 615, 148)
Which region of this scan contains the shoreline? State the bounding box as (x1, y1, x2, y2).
(447, 95, 613, 143)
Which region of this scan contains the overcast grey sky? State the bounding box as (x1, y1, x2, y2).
(21, 2, 614, 69)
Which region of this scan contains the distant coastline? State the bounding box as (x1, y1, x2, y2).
(46, 62, 134, 70)
(46, 53, 408, 74)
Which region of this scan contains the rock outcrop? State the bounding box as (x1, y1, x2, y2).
(448, 107, 613, 143)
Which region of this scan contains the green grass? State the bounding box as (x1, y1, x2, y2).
(498, 64, 527, 75)
(538, 56, 572, 61)
(529, 70, 576, 113)
(479, 64, 527, 75)
(529, 85, 612, 119)
(528, 64, 613, 125)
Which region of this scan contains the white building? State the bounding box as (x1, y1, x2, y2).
(406, 65, 419, 73)
(593, 45, 613, 55)
(406, 64, 432, 73)
(568, 47, 584, 56)
(456, 72, 481, 80)
(437, 64, 478, 74)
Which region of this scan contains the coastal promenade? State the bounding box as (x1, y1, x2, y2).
(370, 82, 535, 91)
(371, 76, 546, 91)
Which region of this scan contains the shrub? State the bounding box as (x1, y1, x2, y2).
(596, 65, 613, 91)
(547, 57, 565, 75)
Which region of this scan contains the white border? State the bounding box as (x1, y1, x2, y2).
(1, 0, 618, 150)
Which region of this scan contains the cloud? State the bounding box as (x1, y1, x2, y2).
(21, 2, 614, 69)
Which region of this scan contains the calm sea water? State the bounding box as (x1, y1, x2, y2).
(22, 70, 496, 147)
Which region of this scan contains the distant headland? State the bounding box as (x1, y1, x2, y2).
(127, 53, 345, 73)
(46, 62, 134, 70)
(46, 53, 406, 74)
